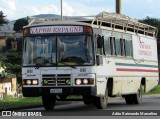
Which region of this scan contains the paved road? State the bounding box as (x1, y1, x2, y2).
(17, 95, 160, 116)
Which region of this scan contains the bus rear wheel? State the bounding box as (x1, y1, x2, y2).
(95, 88, 108, 109)
(42, 95, 56, 110)
(124, 84, 142, 105)
(124, 95, 134, 104)
(132, 84, 142, 104)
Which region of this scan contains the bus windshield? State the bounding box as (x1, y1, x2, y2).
(23, 35, 94, 67)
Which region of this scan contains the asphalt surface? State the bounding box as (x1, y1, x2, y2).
(17, 94, 160, 116)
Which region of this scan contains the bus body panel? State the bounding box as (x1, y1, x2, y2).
(22, 17, 159, 100)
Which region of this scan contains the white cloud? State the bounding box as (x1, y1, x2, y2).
(0, 0, 18, 20)
(62, 1, 74, 16)
(0, 0, 17, 11)
(0, 0, 113, 20)
(15, 1, 113, 20)
(62, 1, 113, 16)
(26, 5, 60, 16)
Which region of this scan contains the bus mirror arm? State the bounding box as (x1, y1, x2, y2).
(133, 58, 144, 64)
(96, 55, 103, 66)
(105, 59, 111, 64)
(97, 35, 104, 48)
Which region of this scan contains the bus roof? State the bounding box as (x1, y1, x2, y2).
(24, 20, 91, 28)
(24, 11, 158, 37)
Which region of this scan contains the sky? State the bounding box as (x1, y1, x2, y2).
(0, 0, 160, 21)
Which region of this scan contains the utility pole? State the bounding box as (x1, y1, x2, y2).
(61, 0, 63, 20)
(116, 0, 121, 14)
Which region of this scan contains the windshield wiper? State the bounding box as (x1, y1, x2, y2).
(35, 63, 43, 69)
(35, 63, 57, 68)
(58, 61, 77, 69)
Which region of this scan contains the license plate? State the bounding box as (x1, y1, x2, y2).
(50, 89, 62, 94)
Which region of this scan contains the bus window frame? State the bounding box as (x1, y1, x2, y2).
(22, 31, 96, 67)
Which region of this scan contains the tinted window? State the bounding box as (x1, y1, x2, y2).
(110, 37, 116, 55)
(104, 36, 111, 55)
(120, 39, 126, 56)
(115, 38, 121, 55)
(125, 40, 132, 56)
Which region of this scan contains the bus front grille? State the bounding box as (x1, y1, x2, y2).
(42, 74, 71, 86)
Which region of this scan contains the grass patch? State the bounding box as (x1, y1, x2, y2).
(0, 96, 42, 110)
(143, 85, 160, 95)
(0, 96, 74, 110)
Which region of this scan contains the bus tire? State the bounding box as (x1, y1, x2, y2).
(124, 95, 134, 104)
(83, 100, 92, 105)
(132, 84, 142, 104)
(42, 95, 56, 110)
(83, 96, 92, 105)
(95, 87, 108, 109)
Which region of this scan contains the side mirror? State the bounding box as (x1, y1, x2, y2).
(97, 35, 104, 48)
(96, 55, 103, 66)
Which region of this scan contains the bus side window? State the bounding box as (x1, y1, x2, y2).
(115, 38, 121, 56)
(120, 38, 126, 56)
(96, 35, 104, 55)
(110, 37, 116, 55)
(125, 40, 132, 57)
(104, 36, 111, 55)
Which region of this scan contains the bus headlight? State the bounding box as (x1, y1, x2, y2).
(23, 79, 39, 85)
(75, 79, 82, 85)
(32, 80, 38, 85)
(75, 78, 94, 85)
(83, 79, 88, 84)
(26, 80, 32, 85)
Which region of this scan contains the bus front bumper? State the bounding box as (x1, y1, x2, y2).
(22, 87, 95, 97)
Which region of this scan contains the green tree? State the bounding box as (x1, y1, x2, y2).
(139, 16, 160, 38)
(6, 37, 15, 50)
(0, 11, 8, 26)
(4, 50, 22, 83)
(17, 38, 23, 51)
(14, 18, 28, 32)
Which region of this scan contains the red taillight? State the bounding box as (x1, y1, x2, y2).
(85, 27, 92, 33)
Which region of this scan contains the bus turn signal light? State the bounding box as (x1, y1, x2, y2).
(23, 28, 29, 35)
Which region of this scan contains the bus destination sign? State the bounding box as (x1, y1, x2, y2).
(30, 26, 83, 34)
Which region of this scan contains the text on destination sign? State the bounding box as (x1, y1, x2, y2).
(30, 26, 83, 34)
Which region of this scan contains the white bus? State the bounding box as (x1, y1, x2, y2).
(22, 12, 159, 110)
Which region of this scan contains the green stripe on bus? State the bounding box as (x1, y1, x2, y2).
(115, 63, 158, 68)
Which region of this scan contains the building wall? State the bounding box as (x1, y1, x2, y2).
(12, 78, 17, 92)
(0, 83, 5, 93)
(0, 78, 17, 95)
(0, 38, 6, 47)
(5, 82, 12, 95)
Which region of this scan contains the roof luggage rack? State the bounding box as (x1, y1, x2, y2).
(91, 11, 158, 37)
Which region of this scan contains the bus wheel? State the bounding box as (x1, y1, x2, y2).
(95, 88, 108, 109)
(124, 95, 134, 104)
(83, 100, 92, 105)
(42, 95, 56, 110)
(132, 84, 142, 104)
(83, 96, 92, 105)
